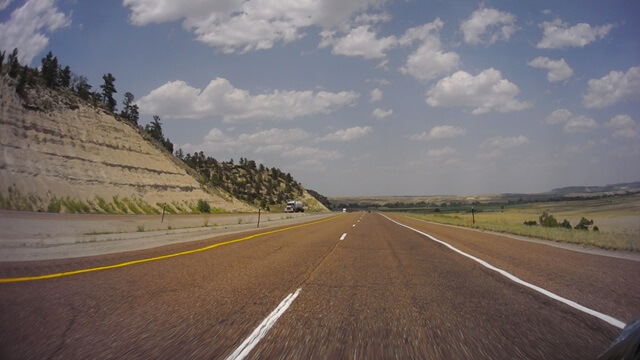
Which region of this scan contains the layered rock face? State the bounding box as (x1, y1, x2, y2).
(0, 76, 253, 213)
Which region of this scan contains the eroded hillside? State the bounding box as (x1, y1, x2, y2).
(0, 74, 253, 214)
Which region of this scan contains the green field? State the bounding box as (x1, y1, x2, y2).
(401, 194, 640, 252)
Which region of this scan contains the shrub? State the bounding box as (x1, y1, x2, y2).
(124, 199, 143, 214)
(113, 196, 129, 213)
(135, 198, 159, 214)
(157, 202, 176, 214)
(47, 198, 62, 213)
(575, 217, 594, 230)
(96, 196, 115, 213)
(593, 226, 599, 232)
(560, 219, 572, 229)
(197, 199, 211, 213)
(523, 220, 537, 226)
(539, 211, 559, 228)
(64, 198, 90, 213)
(172, 201, 186, 213)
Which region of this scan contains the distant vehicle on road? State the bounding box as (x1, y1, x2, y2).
(285, 200, 304, 213)
(343, 208, 347, 213)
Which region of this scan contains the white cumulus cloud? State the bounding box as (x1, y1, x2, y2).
(427, 147, 456, 158)
(537, 18, 613, 49)
(607, 114, 635, 129)
(372, 108, 393, 120)
(196, 127, 312, 153)
(607, 114, 637, 139)
(183, 127, 342, 164)
(320, 24, 397, 59)
(0, 0, 71, 65)
(354, 12, 391, 25)
(482, 135, 529, 149)
(544, 109, 600, 134)
(583, 66, 640, 109)
(544, 109, 572, 125)
(138, 77, 359, 123)
(124, 0, 386, 53)
(478, 135, 528, 159)
(426, 68, 530, 114)
(460, 7, 517, 45)
(398, 19, 460, 82)
(0, 0, 14, 10)
(370, 88, 383, 102)
(528, 57, 573, 82)
(256, 144, 342, 160)
(411, 126, 466, 141)
(563, 115, 598, 133)
(318, 126, 372, 142)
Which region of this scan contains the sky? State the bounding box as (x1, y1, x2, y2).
(1, 0, 639, 197)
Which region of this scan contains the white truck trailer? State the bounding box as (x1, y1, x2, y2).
(285, 200, 304, 213)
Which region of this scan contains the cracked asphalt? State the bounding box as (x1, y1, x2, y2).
(0, 212, 637, 359)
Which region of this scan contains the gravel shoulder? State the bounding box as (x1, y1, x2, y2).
(0, 210, 336, 261)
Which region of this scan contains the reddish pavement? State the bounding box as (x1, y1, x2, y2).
(0, 213, 637, 359)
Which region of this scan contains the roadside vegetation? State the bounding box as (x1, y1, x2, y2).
(401, 194, 640, 252)
(177, 153, 307, 209)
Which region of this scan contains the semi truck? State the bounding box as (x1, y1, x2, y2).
(285, 200, 304, 213)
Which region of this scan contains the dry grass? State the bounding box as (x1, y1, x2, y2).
(403, 195, 640, 252)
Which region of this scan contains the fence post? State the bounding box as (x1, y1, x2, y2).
(161, 202, 166, 223)
(257, 208, 261, 228)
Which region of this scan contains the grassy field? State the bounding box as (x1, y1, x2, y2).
(402, 194, 640, 252)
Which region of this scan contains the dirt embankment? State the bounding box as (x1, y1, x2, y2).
(0, 75, 253, 214)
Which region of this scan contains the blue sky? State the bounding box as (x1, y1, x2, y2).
(1, 0, 639, 196)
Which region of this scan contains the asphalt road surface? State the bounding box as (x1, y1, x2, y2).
(0, 213, 638, 359)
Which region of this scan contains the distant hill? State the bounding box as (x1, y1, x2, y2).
(329, 181, 640, 209)
(548, 182, 640, 195)
(306, 189, 333, 210)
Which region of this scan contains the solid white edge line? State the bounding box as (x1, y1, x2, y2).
(340, 233, 347, 241)
(226, 288, 302, 360)
(380, 214, 626, 330)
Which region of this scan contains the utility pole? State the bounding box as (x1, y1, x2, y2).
(472, 206, 475, 225)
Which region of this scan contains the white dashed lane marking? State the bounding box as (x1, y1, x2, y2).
(226, 288, 302, 360)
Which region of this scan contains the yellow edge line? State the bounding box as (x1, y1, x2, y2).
(0, 214, 342, 284)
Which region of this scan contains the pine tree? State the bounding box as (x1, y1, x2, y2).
(16, 67, 28, 97)
(100, 73, 117, 112)
(73, 75, 92, 100)
(8, 48, 19, 78)
(120, 92, 139, 124)
(41, 52, 59, 87)
(145, 115, 163, 141)
(59, 65, 71, 88)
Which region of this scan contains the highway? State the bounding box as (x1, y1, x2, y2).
(0, 212, 638, 359)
